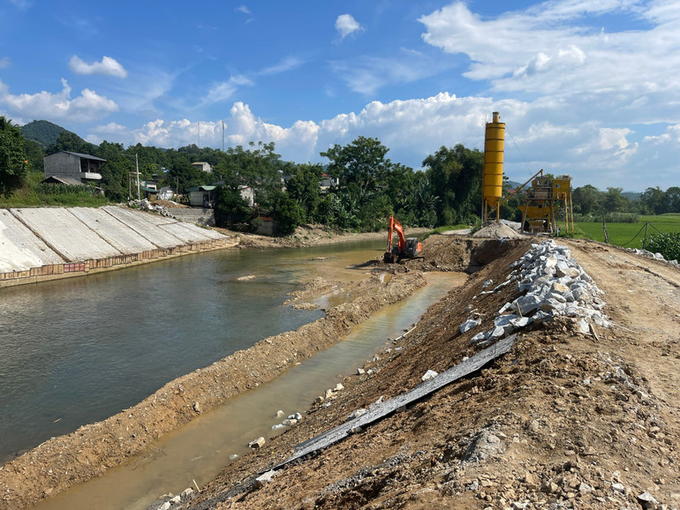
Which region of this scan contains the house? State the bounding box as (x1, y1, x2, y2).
(238, 185, 254, 207)
(43, 151, 105, 186)
(158, 187, 174, 201)
(187, 184, 255, 208)
(188, 185, 217, 207)
(319, 174, 339, 193)
(191, 162, 212, 173)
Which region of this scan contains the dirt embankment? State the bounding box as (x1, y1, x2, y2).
(0, 268, 428, 509)
(176, 238, 680, 510)
(216, 225, 431, 250)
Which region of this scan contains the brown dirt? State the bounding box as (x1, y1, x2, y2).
(211, 225, 430, 250)
(177, 238, 680, 510)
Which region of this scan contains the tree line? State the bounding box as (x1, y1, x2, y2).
(2, 115, 679, 235)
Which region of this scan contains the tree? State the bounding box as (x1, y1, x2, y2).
(285, 163, 323, 222)
(666, 187, 680, 213)
(47, 130, 96, 155)
(0, 116, 28, 197)
(572, 185, 602, 215)
(641, 186, 668, 215)
(214, 185, 253, 229)
(271, 190, 303, 235)
(24, 139, 44, 173)
(166, 156, 208, 194)
(422, 144, 483, 226)
(96, 141, 132, 201)
(320, 136, 391, 194)
(603, 187, 627, 213)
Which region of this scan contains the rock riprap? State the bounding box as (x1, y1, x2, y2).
(463, 240, 609, 345)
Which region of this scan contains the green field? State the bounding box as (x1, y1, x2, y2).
(565, 214, 680, 249)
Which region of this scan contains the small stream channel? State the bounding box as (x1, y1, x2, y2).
(34, 273, 462, 510)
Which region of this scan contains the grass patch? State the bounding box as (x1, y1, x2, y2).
(0, 172, 110, 208)
(559, 214, 680, 249)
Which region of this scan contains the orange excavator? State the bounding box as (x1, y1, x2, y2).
(384, 215, 422, 263)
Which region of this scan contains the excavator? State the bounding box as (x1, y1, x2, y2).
(384, 215, 422, 263)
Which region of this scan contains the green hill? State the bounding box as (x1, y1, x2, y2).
(20, 120, 67, 149)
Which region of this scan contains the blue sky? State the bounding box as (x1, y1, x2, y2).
(1, 0, 679, 191)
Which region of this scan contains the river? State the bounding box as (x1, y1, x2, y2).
(0, 241, 386, 463)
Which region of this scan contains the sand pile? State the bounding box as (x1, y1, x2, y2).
(472, 222, 523, 239)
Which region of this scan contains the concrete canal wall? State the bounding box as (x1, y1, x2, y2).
(0, 206, 235, 287)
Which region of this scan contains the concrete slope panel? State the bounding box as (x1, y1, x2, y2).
(176, 222, 225, 240)
(102, 206, 185, 249)
(0, 210, 65, 272)
(10, 208, 121, 262)
(69, 207, 158, 254)
(158, 222, 222, 243)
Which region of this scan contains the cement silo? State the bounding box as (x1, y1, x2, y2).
(483, 111, 505, 222)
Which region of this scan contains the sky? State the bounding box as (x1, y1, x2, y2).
(1, 0, 679, 192)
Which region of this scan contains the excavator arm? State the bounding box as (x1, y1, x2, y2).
(385, 215, 422, 263)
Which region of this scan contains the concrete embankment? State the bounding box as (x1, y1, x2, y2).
(0, 206, 235, 287)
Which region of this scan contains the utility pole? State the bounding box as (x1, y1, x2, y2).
(136, 153, 140, 200)
(198, 121, 201, 147)
(222, 121, 225, 151)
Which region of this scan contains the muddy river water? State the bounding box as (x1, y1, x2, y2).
(1, 241, 463, 509)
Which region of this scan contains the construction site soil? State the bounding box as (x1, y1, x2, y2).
(2, 231, 680, 510)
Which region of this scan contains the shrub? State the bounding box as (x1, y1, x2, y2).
(646, 232, 680, 261)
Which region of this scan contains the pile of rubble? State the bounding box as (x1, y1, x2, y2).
(628, 247, 678, 265)
(461, 240, 609, 345)
(127, 199, 173, 217)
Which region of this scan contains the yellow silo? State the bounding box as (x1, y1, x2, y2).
(483, 111, 505, 222)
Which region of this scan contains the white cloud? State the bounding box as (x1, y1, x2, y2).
(259, 56, 304, 76)
(331, 48, 452, 95)
(418, 0, 680, 104)
(85, 84, 678, 191)
(115, 69, 177, 117)
(8, 0, 32, 10)
(0, 57, 11, 69)
(202, 75, 253, 105)
(69, 55, 128, 78)
(236, 5, 251, 15)
(335, 14, 364, 40)
(0, 78, 118, 123)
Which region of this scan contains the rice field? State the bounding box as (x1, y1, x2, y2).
(566, 214, 680, 249)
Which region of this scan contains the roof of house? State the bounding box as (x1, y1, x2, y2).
(42, 176, 85, 186)
(187, 185, 218, 192)
(45, 151, 107, 162)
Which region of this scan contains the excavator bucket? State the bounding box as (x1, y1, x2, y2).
(383, 251, 398, 263)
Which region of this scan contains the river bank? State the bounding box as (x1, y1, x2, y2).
(0, 205, 431, 288)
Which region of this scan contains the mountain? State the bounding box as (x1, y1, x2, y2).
(20, 120, 67, 149)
